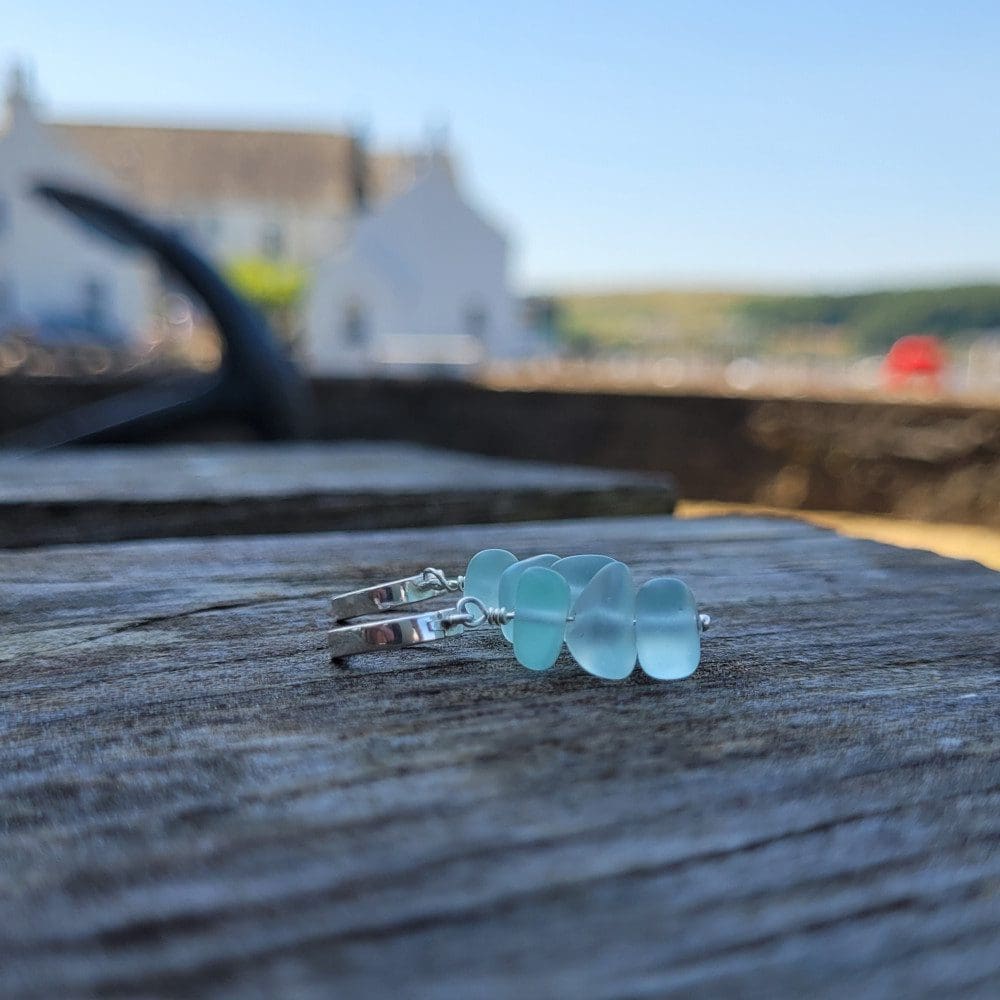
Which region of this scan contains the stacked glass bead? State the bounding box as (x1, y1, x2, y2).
(463, 549, 701, 681)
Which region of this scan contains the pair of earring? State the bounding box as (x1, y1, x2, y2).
(329, 549, 709, 682)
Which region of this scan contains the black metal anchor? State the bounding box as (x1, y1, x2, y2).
(6, 183, 313, 447)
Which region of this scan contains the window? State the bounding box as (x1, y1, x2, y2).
(262, 223, 284, 259)
(342, 300, 367, 346)
(464, 302, 489, 340)
(82, 278, 108, 328)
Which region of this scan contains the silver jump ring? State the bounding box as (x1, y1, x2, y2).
(454, 596, 488, 627)
(455, 597, 514, 627)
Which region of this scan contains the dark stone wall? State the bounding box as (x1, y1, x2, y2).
(313, 379, 1000, 526)
(3, 375, 998, 526)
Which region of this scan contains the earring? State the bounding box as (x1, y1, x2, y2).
(328, 549, 710, 682)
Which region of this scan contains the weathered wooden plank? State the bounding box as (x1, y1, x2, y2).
(7, 374, 998, 526)
(0, 443, 676, 548)
(1, 516, 998, 998)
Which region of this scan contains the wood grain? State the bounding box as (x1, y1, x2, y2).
(1, 516, 998, 998)
(6, 374, 998, 527)
(0, 443, 676, 548)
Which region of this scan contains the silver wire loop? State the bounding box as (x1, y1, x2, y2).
(450, 596, 513, 628)
(419, 567, 464, 593)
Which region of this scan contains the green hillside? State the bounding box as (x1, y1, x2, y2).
(551, 284, 1000, 354)
(551, 289, 750, 353)
(738, 285, 1000, 351)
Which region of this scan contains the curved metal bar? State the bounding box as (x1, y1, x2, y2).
(328, 609, 467, 659)
(6, 183, 313, 448)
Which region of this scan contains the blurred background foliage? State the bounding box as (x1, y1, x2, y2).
(224, 257, 309, 347)
(739, 284, 1000, 352)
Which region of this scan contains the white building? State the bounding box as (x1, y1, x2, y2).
(306, 156, 530, 373)
(1, 62, 535, 370)
(53, 118, 371, 267)
(0, 68, 152, 342)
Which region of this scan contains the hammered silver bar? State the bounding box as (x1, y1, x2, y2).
(330, 573, 445, 623)
(328, 610, 466, 658)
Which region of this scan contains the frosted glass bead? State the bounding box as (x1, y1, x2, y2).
(635, 577, 700, 680)
(512, 567, 571, 671)
(551, 554, 615, 605)
(498, 553, 559, 640)
(464, 548, 517, 608)
(565, 561, 636, 680)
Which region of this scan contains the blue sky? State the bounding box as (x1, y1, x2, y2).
(4, 1, 1000, 291)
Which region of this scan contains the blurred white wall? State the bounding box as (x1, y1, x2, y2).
(0, 69, 153, 340)
(307, 157, 531, 373)
(162, 198, 349, 268)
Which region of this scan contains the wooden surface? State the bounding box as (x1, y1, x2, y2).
(0, 443, 676, 547)
(1, 515, 998, 998)
(6, 374, 998, 527)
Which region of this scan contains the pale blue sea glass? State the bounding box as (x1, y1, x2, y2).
(464, 548, 517, 608)
(512, 567, 571, 671)
(551, 554, 615, 605)
(635, 577, 700, 680)
(565, 561, 637, 680)
(498, 553, 559, 640)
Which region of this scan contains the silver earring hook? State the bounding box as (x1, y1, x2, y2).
(328, 562, 713, 675)
(330, 566, 463, 622)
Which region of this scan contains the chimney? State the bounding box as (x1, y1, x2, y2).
(348, 130, 369, 212)
(5, 62, 37, 128)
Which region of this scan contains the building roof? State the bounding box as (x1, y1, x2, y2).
(366, 150, 430, 203)
(4, 67, 445, 213)
(51, 122, 364, 209)
(50, 122, 447, 212)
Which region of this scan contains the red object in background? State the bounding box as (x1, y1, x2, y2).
(883, 334, 947, 390)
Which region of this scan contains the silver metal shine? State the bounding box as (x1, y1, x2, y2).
(329, 567, 463, 622)
(328, 609, 467, 658)
(327, 595, 514, 659)
(328, 565, 712, 662)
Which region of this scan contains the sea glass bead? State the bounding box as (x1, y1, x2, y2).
(498, 553, 559, 640)
(512, 567, 571, 671)
(635, 577, 700, 680)
(551, 554, 616, 605)
(565, 560, 637, 680)
(464, 548, 517, 608)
